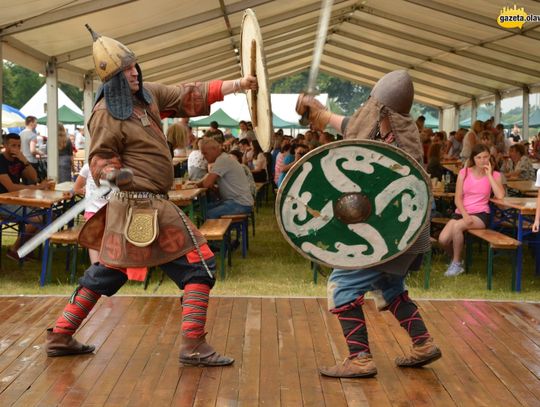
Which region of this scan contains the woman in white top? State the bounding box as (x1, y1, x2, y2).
(187, 137, 208, 180)
(460, 120, 483, 163)
(73, 163, 108, 263)
(250, 139, 267, 182)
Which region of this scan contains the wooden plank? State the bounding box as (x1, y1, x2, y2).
(276, 298, 303, 407)
(290, 298, 325, 406)
(213, 297, 248, 406)
(304, 299, 348, 407)
(494, 302, 540, 346)
(467, 302, 540, 380)
(237, 298, 262, 405)
(102, 297, 174, 406)
(191, 296, 232, 407)
(125, 297, 181, 407)
(366, 300, 449, 407)
(0, 297, 44, 354)
(13, 297, 134, 407)
(449, 301, 540, 402)
(172, 295, 225, 407)
(317, 298, 378, 407)
(0, 298, 63, 385)
(258, 298, 281, 407)
(77, 297, 164, 406)
(57, 297, 151, 406)
(418, 300, 499, 406)
(431, 301, 528, 406)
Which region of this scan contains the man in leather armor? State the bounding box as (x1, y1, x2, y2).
(296, 70, 442, 378)
(45, 26, 257, 367)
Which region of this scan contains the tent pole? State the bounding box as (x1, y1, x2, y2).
(46, 58, 59, 181)
(0, 42, 3, 131)
(494, 92, 501, 125)
(522, 86, 529, 141)
(83, 74, 93, 163)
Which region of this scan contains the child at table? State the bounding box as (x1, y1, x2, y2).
(532, 169, 540, 233)
(439, 144, 505, 276)
(73, 163, 107, 263)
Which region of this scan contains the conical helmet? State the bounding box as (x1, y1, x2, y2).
(370, 70, 414, 114)
(86, 24, 136, 82)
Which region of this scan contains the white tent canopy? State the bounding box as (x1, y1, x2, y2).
(2, 0, 540, 178)
(190, 93, 328, 125)
(20, 84, 83, 118)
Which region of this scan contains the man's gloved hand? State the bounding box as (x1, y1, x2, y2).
(295, 94, 332, 131)
(104, 168, 134, 190)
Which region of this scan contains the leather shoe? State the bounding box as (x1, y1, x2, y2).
(45, 328, 95, 357)
(179, 334, 234, 366)
(395, 337, 442, 367)
(319, 353, 377, 378)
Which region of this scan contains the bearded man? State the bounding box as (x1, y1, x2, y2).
(45, 26, 257, 367)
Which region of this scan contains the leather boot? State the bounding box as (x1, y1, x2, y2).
(395, 337, 442, 368)
(319, 353, 377, 378)
(45, 328, 95, 357)
(179, 335, 234, 366)
(295, 93, 332, 131)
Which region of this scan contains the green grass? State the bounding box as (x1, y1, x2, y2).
(1, 199, 539, 301)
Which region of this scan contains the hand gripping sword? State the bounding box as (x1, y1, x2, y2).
(17, 167, 135, 258)
(299, 0, 334, 126)
(17, 181, 115, 259)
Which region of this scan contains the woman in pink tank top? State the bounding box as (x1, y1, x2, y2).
(439, 144, 505, 276)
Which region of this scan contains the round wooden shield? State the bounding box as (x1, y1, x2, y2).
(276, 140, 432, 270)
(240, 9, 272, 152)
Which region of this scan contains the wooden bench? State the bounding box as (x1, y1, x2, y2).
(199, 218, 232, 279)
(221, 214, 249, 258)
(430, 217, 450, 239)
(47, 225, 83, 284)
(465, 228, 521, 290)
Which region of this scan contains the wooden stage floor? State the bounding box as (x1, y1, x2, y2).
(0, 296, 538, 406)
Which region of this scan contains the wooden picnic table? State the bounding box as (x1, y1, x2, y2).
(168, 187, 207, 220)
(0, 189, 74, 286)
(506, 180, 538, 195)
(490, 197, 538, 291)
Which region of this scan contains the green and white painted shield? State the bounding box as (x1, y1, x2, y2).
(276, 140, 431, 270)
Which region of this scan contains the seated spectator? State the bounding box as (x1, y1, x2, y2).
(277, 143, 309, 187)
(445, 128, 465, 159)
(0, 133, 53, 260)
(58, 123, 74, 183)
(238, 139, 252, 166)
(438, 144, 505, 276)
(319, 131, 335, 145)
(426, 143, 447, 182)
(304, 130, 320, 150)
(166, 122, 190, 157)
(197, 138, 254, 219)
(238, 120, 255, 141)
(204, 121, 225, 144)
(250, 140, 268, 182)
(229, 150, 256, 198)
(505, 143, 535, 180)
(187, 138, 208, 180)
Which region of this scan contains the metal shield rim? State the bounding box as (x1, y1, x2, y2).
(240, 8, 273, 152)
(275, 139, 432, 270)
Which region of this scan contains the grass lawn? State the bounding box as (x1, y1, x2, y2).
(0, 200, 539, 301)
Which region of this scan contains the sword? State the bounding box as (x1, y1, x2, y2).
(300, 0, 334, 125)
(17, 182, 114, 258)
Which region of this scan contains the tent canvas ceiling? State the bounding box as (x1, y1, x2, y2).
(1, 0, 540, 109)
